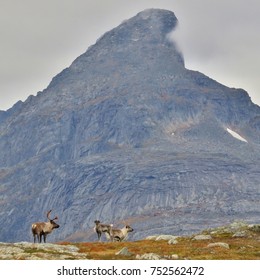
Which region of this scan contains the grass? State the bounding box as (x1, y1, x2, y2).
(58, 230, 260, 260)
(1, 222, 258, 260)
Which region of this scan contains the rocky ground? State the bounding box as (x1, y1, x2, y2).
(0, 221, 259, 260)
(0, 242, 87, 260)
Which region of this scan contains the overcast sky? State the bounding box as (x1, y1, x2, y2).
(1, 0, 260, 110)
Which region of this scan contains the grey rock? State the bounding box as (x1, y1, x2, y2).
(115, 247, 133, 256)
(0, 8, 259, 243)
(145, 235, 179, 244)
(155, 235, 179, 241)
(0, 242, 88, 260)
(193, 235, 212, 240)
(171, 254, 179, 259)
(13, 242, 80, 254)
(168, 239, 178, 245)
(136, 253, 161, 260)
(232, 231, 248, 238)
(208, 221, 260, 237)
(248, 224, 260, 233)
(0, 243, 24, 259)
(145, 236, 159, 240)
(230, 221, 248, 231)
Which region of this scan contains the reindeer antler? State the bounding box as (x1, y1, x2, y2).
(46, 210, 52, 220)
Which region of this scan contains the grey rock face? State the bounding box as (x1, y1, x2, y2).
(0, 9, 259, 242)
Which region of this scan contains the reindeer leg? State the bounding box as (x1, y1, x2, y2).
(111, 233, 115, 242)
(106, 231, 112, 242)
(107, 231, 113, 242)
(109, 229, 113, 242)
(43, 233, 47, 243)
(97, 232, 101, 242)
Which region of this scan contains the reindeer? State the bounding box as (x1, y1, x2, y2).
(94, 220, 113, 242)
(108, 224, 134, 242)
(31, 210, 60, 243)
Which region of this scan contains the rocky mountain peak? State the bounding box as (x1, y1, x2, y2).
(66, 8, 184, 79)
(96, 9, 178, 45)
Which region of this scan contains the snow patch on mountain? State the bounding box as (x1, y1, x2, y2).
(227, 128, 248, 143)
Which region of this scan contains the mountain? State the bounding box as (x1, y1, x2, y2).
(0, 9, 259, 242)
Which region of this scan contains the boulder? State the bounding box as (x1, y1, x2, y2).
(115, 247, 133, 256)
(193, 235, 212, 241)
(168, 239, 178, 245)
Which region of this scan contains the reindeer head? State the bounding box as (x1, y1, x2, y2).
(125, 225, 134, 232)
(47, 210, 60, 229)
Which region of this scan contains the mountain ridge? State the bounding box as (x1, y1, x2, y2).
(0, 9, 259, 242)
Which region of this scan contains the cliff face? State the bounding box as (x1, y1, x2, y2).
(0, 9, 259, 242)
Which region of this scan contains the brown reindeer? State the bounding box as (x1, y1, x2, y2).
(31, 210, 60, 243)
